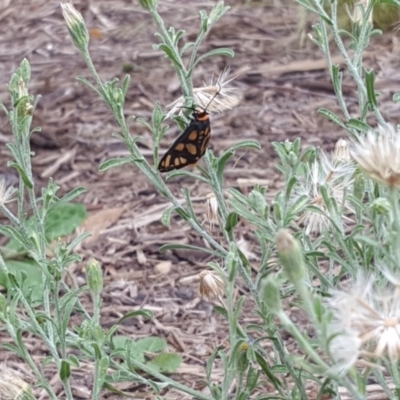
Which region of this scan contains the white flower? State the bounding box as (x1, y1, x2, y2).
(297, 147, 355, 234)
(329, 327, 362, 374)
(351, 124, 400, 189)
(167, 68, 241, 117)
(329, 275, 400, 362)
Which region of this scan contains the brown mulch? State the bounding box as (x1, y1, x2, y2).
(0, 0, 399, 399)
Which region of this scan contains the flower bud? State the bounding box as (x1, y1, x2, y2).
(371, 197, 391, 215)
(260, 276, 282, 314)
(86, 259, 103, 296)
(61, 3, 89, 50)
(276, 229, 306, 284)
(138, 0, 159, 11)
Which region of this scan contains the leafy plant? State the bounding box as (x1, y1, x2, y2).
(0, 0, 399, 399)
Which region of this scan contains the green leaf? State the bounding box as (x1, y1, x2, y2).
(380, 0, 400, 6)
(317, 108, 347, 130)
(0, 260, 43, 302)
(296, 0, 318, 14)
(180, 42, 194, 56)
(193, 48, 234, 69)
(221, 139, 261, 154)
(67, 354, 80, 368)
(216, 140, 261, 181)
(161, 206, 174, 227)
(115, 336, 167, 359)
(76, 76, 100, 95)
(255, 351, 282, 390)
(0, 225, 27, 248)
(164, 169, 209, 183)
(7, 162, 33, 189)
(147, 353, 182, 373)
(393, 93, 400, 103)
(45, 203, 87, 242)
(158, 44, 183, 68)
(60, 360, 71, 381)
(121, 74, 131, 98)
(365, 70, 377, 108)
(151, 102, 166, 133)
(346, 119, 372, 134)
(206, 346, 223, 382)
(59, 187, 87, 204)
(159, 243, 222, 257)
(225, 212, 239, 233)
(270, 364, 289, 374)
(174, 207, 191, 221)
(99, 156, 132, 172)
(117, 310, 153, 325)
(331, 65, 343, 97)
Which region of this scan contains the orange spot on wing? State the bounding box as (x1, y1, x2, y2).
(186, 143, 197, 155)
(164, 154, 171, 168)
(189, 131, 198, 141)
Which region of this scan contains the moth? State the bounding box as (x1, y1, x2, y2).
(158, 110, 211, 172)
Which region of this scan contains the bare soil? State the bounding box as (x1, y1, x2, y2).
(0, 0, 399, 399)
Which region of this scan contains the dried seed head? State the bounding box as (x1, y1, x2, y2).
(0, 179, 15, 207)
(167, 68, 241, 117)
(199, 270, 224, 300)
(351, 124, 400, 189)
(206, 193, 218, 229)
(297, 149, 355, 233)
(329, 327, 362, 374)
(333, 138, 351, 163)
(0, 366, 35, 400)
(346, 0, 373, 25)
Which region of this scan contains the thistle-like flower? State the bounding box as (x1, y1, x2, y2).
(167, 68, 241, 117)
(199, 270, 224, 301)
(0, 179, 15, 207)
(297, 145, 355, 234)
(329, 275, 400, 366)
(351, 124, 400, 189)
